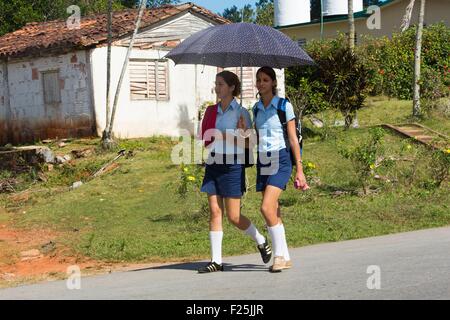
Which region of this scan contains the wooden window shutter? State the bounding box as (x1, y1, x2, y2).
(224, 67, 256, 99)
(42, 70, 61, 104)
(130, 59, 169, 101)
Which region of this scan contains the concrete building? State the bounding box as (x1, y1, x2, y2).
(0, 3, 284, 145)
(276, 0, 449, 45)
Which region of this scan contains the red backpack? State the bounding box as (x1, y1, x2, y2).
(200, 104, 218, 147)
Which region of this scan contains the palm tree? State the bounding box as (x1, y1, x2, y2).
(102, 0, 114, 149)
(348, 0, 355, 51)
(102, 0, 147, 149)
(413, 0, 426, 117)
(401, 0, 426, 117)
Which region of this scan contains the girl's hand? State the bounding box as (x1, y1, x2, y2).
(295, 170, 310, 191)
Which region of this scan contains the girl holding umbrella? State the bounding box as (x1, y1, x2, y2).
(197, 70, 272, 273)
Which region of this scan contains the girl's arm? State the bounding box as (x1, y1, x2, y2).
(286, 120, 308, 189)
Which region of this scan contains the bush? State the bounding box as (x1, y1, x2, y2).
(286, 79, 330, 119)
(286, 34, 370, 129)
(358, 23, 450, 100)
(290, 23, 450, 102)
(338, 127, 386, 194)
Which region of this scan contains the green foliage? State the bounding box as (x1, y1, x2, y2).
(221, 1, 273, 26)
(0, 0, 180, 36)
(255, 0, 273, 26)
(358, 23, 450, 100)
(287, 35, 370, 128)
(222, 4, 254, 23)
(338, 127, 386, 194)
(145, 0, 180, 7)
(286, 79, 329, 119)
(319, 45, 370, 128)
(174, 163, 208, 217)
(424, 149, 450, 189)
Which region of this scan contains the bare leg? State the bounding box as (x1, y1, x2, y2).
(224, 197, 251, 231)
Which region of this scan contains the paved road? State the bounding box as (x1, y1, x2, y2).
(1, 227, 449, 300)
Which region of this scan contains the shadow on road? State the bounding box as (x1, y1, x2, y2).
(129, 262, 269, 272)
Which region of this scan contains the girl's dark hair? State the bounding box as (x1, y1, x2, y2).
(216, 71, 241, 97)
(256, 66, 278, 96)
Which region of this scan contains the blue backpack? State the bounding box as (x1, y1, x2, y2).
(253, 98, 303, 162)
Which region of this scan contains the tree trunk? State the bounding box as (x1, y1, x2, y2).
(413, 0, 426, 117)
(344, 112, 353, 130)
(348, 0, 355, 51)
(102, 0, 114, 149)
(107, 0, 147, 142)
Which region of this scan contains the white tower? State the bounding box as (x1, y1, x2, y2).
(274, 0, 311, 27)
(322, 0, 364, 16)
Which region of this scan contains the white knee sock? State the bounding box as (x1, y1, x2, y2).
(268, 224, 284, 258)
(209, 231, 223, 264)
(280, 224, 291, 261)
(244, 223, 266, 245)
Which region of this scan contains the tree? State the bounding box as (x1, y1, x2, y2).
(222, 5, 254, 23)
(145, 0, 180, 7)
(400, 0, 426, 117)
(413, 0, 426, 117)
(102, 0, 147, 149)
(255, 0, 274, 26)
(363, 0, 382, 7)
(0, 0, 128, 36)
(348, 0, 355, 51)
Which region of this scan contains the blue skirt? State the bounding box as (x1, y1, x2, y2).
(201, 160, 246, 198)
(256, 148, 292, 192)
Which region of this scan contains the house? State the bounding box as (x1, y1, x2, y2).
(275, 0, 450, 45)
(0, 3, 283, 146)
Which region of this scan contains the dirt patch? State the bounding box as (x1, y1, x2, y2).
(0, 222, 181, 288)
(0, 223, 102, 285)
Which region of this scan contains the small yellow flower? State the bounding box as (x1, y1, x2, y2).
(445, 149, 450, 154)
(183, 167, 189, 173)
(307, 162, 316, 169)
(187, 176, 196, 181)
(370, 164, 375, 170)
(406, 145, 412, 150)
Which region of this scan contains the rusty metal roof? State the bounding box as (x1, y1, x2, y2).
(0, 3, 229, 59)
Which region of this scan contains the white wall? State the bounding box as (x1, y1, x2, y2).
(0, 61, 7, 144)
(6, 50, 94, 143)
(90, 46, 218, 138)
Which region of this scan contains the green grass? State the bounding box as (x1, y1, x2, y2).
(1, 97, 449, 263)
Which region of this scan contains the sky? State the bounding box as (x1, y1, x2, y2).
(190, 0, 257, 15)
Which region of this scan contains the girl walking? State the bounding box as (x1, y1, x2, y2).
(197, 70, 272, 273)
(253, 66, 308, 272)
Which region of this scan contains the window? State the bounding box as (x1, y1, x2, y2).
(129, 59, 169, 101)
(42, 70, 61, 104)
(224, 67, 257, 99)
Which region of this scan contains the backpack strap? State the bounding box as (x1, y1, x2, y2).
(276, 98, 290, 151)
(252, 103, 259, 125)
(276, 98, 288, 126)
(252, 103, 260, 146)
